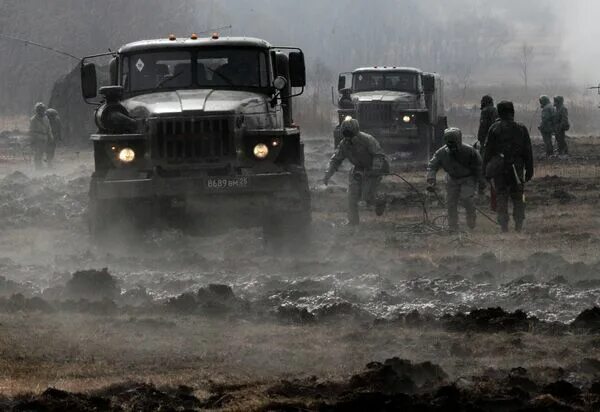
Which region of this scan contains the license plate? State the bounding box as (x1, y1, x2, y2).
(206, 177, 249, 190)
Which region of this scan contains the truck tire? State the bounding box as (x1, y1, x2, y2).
(262, 210, 312, 251)
(263, 171, 312, 251)
(333, 126, 342, 148)
(417, 124, 435, 160)
(88, 196, 111, 241)
(433, 117, 447, 150)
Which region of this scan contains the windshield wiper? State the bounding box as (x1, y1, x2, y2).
(205, 67, 234, 86)
(152, 71, 184, 92)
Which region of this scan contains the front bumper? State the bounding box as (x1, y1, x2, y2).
(365, 125, 423, 146)
(93, 172, 301, 201)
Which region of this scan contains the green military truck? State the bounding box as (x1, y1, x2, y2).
(334, 67, 447, 157)
(80, 34, 311, 241)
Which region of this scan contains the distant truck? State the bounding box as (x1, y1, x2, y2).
(79, 34, 311, 242)
(334, 67, 447, 157)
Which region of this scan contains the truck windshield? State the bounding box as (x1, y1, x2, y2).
(353, 72, 418, 92)
(123, 48, 269, 92)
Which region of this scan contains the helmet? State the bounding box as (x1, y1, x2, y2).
(34, 102, 47, 116)
(539, 95, 550, 106)
(553, 95, 564, 106)
(444, 127, 462, 151)
(481, 95, 494, 109)
(497, 100, 515, 120)
(341, 116, 360, 138)
(46, 108, 58, 118)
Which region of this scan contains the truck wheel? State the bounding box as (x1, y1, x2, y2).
(262, 210, 312, 252)
(434, 118, 447, 150)
(88, 197, 111, 241)
(333, 126, 342, 148)
(417, 124, 435, 160)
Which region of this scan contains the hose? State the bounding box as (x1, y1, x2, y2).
(385, 172, 500, 232)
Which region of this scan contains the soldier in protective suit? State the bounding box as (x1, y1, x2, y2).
(477, 95, 498, 153)
(427, 128, 483, 232)
(553, 96, 569, 156)
(28, 102, 53, 169)
(538, 95, 555, 157)
(483, 101, 534, 232)
(324, 117, 389, 225)
(45, 108, 62, 167)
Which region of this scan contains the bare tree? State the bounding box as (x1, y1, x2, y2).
(518, 43, 535, 93)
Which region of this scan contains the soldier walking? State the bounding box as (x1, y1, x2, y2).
(45, 108, 62, 167)
(28, 102, 53, 169)
(477, 95, 498, 154)
(483, 101, 534, 233)
(553, 96, 569, 157)
(324, 117, 389, 225)
(538, 95, 555, 157)
(427, 127, 483, 232)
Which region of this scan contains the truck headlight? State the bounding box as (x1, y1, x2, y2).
(402, 115, 411, 123)
(118, 147, 136, 163)
(253, 143, 269, 159)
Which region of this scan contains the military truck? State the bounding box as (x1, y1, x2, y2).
(80, 34, 311, 242)
(334, 67, 447, 157)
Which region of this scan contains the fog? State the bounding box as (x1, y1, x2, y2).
(562, 0, 600, 85)
(0, 0, 597, 120)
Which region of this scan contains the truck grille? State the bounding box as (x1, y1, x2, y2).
(154, 118, 233, 162)
(357, 103, 393, 127)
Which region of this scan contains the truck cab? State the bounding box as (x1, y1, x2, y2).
(335, 67, 447, 158)
(80, 35, 311, 241)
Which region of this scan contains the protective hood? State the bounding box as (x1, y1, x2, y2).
(341, 117, 360, 138)
(122, 89, 269, 118)
(497, 100, 515, 120)
(554, 95, 564, 106)
(539, 95, 551, 106)
(444, 127, 462, 146)
(481, 95, 493, 109)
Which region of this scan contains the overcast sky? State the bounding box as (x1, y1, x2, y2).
(562, 0, 600, 84)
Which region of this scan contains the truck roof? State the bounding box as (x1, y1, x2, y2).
(353, 67, 422, 74)
(119, 36, 272, 54)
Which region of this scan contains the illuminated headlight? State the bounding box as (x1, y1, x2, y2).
(118, 147, 135, 163)
(253, 143, 269, 159)
(402, 115, 411, 123)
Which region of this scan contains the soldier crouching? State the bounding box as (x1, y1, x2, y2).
(427, 127, 483, 232)
(324, 117, 389, 225)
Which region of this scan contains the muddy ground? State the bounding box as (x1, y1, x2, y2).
(1, 135, 600, 411)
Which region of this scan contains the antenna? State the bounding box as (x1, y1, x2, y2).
(0, 33, 81, 62)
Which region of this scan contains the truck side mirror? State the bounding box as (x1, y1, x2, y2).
(338, 75, 346, 91)
(423, 74, 435, 93)
(288, 51, 306, 88)
(338, 73, 352, 92)
(81, 62, 98, 99)
(109, 57, 119, 86)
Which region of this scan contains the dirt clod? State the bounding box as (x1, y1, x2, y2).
(65, 268, 119, 301)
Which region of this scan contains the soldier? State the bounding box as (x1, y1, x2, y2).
(538, 95, 555, 157)
(553, 96, 569, 157)
(483, 101, 534, 233)
(324, 117, 389, 225)
(427, 127, 483, 232)
(45, 108, 61, 167)
(28, 102, 53, 169)
(477, 95, 498, 153)
(338, 88, 354, 109)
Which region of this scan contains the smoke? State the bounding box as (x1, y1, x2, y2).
(562, 0, 600, 85)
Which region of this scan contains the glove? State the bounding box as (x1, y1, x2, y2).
(426, 182, 436, 193)
(323, 175, 330, 186)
